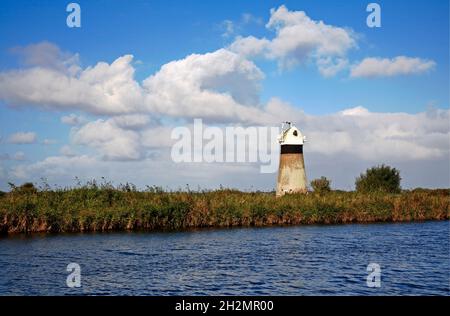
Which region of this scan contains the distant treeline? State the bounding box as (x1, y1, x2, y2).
(0, 180, 448, 234)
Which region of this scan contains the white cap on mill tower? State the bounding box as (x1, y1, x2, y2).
(277, 121, 306, 145)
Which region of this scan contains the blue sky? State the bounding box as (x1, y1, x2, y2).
(1, 0, 448, 114)
(0, 0, 448, 190)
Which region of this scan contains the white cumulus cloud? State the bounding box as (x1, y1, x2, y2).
(72, 119, 143, 161)
(350, 56, 436, 78)
(0, 54, 144, 115)
(229, 5, 356, 72)
(0, 45, 272, 123)
(143, 48, 268, 122)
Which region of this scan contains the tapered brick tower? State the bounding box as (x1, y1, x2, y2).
(276, 122, 307, 197)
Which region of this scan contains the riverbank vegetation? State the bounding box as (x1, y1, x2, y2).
(0, 180, 448, 234)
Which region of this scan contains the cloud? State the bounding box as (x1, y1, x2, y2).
(234, 100, 449, 162)
(60, 145, 76, 157)
(0, 45, 271, 122)
(220, 13, 263, 39)
(110, 114, 151, 130)
(4, 104, 448, 190)
(71, 117, 176, 160)
(0, 152, 26, 161)
(13, 151, 26, 161)
(350, 56, 436, 78)
(228, 36, 271, 59)
(339, 106, 370, 116)
(266, 6, 356, 62)
(9, 41, 81, 75)
(9, 153, 262, 190)
(69, 114, 165, 161)
(0, 153, 10, 161)
(241, 13, 263, 25)
(140, 126, 177, 148)
(7, 132, 37, 144)
(11, 155, 97, 180)
(317, 57, 349, 77)
(221, 20, 235, 38)
(0, 54, 144, 115)
(228, 6, 437, 79)
(72, 119, 143, 161)
(229, 5, 357, 72)
(0, 29, 436, 124)
(143, 48, 268, 122)
(42, 139, 57, 145)
(301, 107, 449, 161)
(61, 114, 87, 126)
(66, 100, 449, 166)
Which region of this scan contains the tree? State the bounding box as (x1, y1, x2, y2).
(355, 164, 401, 193)
(12, 182, 37, 194)
(310, 176, 331, 194)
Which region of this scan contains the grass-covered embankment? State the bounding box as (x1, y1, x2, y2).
(0, 183, 448, 234)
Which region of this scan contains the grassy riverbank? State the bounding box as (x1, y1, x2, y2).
(0, 184, 448, 234)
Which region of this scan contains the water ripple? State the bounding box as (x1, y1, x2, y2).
(0, 221, 448, 295)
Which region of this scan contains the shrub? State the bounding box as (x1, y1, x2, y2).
(310, 177, 331, 194)
(10, 182, 38, 195)
(356, 164, 401, 193)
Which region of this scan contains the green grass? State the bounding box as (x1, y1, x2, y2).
(0, 183, 448, 234)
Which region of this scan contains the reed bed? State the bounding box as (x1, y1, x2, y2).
(0, 183, 448, 234)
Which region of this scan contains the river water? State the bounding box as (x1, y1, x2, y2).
(0, 221, 448, 295)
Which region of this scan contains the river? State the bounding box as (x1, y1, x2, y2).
(0, 221, 448, 295)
